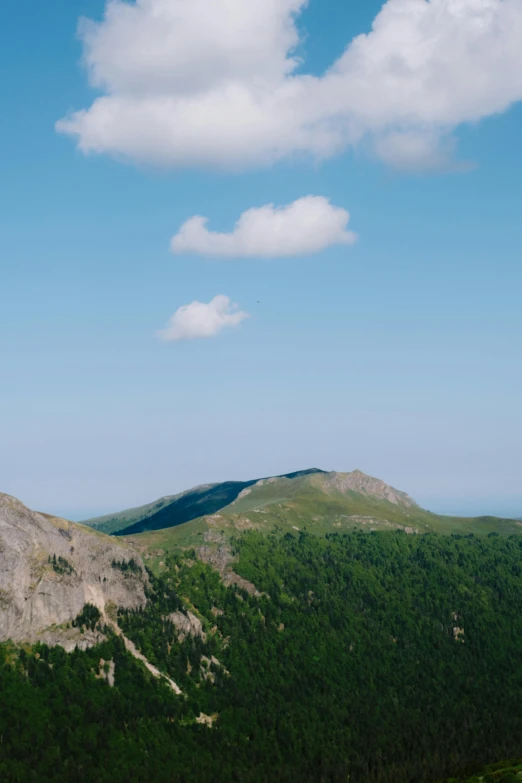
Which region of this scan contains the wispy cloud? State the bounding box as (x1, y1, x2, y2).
(157, 295, 249, 342)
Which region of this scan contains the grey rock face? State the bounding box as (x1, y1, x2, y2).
(319, 471, 418, 508)
(0, 493, 147, 645)
(168, 610, 205, 641)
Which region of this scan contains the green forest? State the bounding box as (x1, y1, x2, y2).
(2, 530, 522, 782)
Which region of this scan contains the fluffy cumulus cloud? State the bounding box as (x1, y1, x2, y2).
(171, 197, 357, 258)
(157, 295, 249, 341)
(57, 0, 522, 170)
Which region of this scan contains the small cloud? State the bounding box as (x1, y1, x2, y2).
(171, 196, 357, 258)
(157, 295, 249, 342)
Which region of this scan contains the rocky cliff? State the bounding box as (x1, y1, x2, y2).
(0, 493, 147, 647)
(316, 470, 418, 507)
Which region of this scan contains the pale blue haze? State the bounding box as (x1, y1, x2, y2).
(1, 0, 521, 518)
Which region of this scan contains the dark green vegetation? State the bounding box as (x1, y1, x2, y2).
(4, 530, 522, 782)
(111, 557, 142, 575)
(0, 636, 225, 783)
(48, 553, 74, 575)
(84, 468, 324, 535)
(72, 603, 102, 632)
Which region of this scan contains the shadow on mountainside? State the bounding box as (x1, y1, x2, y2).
(114, 469, 324, 537)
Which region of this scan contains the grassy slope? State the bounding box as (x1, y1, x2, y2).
(80, 491, 207, 535)
(84, 469, 324, 536)
(127, 473, 522, 562)
(38, 510, 137, 550)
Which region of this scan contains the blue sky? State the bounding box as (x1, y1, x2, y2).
(1, 0, 522, 519)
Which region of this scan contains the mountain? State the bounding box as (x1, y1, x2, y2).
(97, 468, 522, 552)
(3, 473, 522, 783)
(83, 468, 326, 535)
(4, 523, 522, 783)
(0, 492, 147, 649)
(4, 483, 522, 782)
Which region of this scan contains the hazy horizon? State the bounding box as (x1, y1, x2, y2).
(24, 464, 522, 524)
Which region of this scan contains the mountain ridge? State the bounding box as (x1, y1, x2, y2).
(83, 468, 326, 536)
(81, 467, 522, 548)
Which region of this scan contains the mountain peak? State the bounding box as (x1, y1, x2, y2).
(315, 470, 418, 508)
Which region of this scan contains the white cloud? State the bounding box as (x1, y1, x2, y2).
(171, 197, 357, 258)
(57, 0, 522, 170)
(373, 131, 454, 171)
(157, 295, 249, 342)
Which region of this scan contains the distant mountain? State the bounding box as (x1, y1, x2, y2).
(83, 468, 522, 545)
(82, 468, 325, 536)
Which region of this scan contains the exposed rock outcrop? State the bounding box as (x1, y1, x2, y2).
(117, 628, 182, 694)
(198, 532, 262, 597)
(96, 659, 116, 687)
(0, 493, 147, 646)
(200, 655, 228, 682)
(168, 610, 205, 641)
(318, 470, 418, 508)
(196, 713, 217, 727)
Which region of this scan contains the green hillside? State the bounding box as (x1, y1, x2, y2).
(87, 468, 522, 550)
(5, 530, 522, 782)
(82, 488, 216, 535)
(124, 470, 522, 557)
(83, 469, 324, 535)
